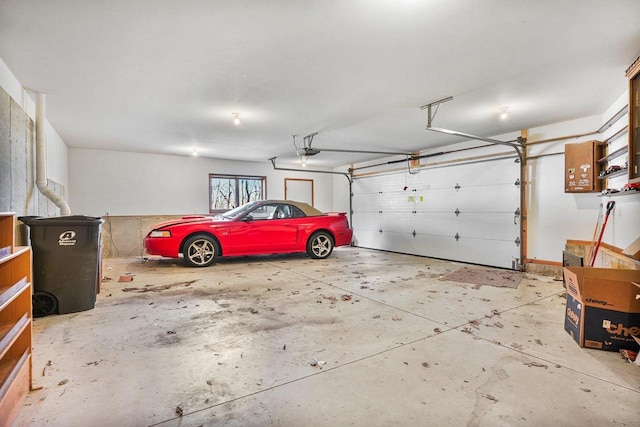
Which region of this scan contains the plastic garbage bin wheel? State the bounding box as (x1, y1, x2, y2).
(33, 291, 58, 318)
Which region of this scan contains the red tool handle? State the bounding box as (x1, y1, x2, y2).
(589, 201, 615, 266)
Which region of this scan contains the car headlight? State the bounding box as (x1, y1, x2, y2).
(150, 230, 171, 238)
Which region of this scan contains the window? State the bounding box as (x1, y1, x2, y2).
(249, 204, 276, 220)
(249, 203, 307, 220)
(290, 205, 306, 218)
(209, 174, 265, 212)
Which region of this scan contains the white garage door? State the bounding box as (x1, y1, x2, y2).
(351, 155, 521, 269)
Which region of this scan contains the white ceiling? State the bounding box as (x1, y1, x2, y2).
(1, 0, 639, 167)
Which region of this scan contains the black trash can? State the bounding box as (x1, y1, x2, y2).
(19, 215, 104, 317)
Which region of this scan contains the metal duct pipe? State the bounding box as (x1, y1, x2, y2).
(36, 93, 71, 216)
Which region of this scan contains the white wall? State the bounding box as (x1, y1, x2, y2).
(0, 57, 24, 109)
(526, 92, 638, 263)
(69, 148, 337, 216)
(43, 121, 69, 188)
(0, 56, 69, 188)
(525, 116, 602, 262)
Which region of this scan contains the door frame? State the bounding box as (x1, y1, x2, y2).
(284, 178, 314, 206)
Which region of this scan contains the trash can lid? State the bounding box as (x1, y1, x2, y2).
(19, 215, 104, 226)
(17, 216, 43, 226)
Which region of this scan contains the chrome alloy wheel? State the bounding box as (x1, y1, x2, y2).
(184, 235, 218, 267)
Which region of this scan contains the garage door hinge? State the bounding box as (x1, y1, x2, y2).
(454, 208, 461, 216)
(514, 178, 521, 187)
(412, 210, 417, 214)
(454, 183, 461, 191)
(379, 228, 383, 234)
(412, 230, 417, 237)
(514, 208, 520, 216)
(515, 237, 521, 246)
(455, 233, 460, 241)
(379, 210, 383, 214)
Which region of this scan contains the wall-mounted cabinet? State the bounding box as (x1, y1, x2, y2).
(564, 140, 602, 193)
(627, 55, 640, 184)
(0, 213, 32, 425)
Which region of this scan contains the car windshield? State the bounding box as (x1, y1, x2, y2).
(220, 201, 261, 220)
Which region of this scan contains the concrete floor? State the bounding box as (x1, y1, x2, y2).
(15, 248, 640, 426)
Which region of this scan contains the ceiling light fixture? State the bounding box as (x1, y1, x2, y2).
(500, 107, 509, 119)
(192, 149, 198, 156)
(232, 112, 240, 125)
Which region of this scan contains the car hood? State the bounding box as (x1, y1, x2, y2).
(151, 215, 228, 229)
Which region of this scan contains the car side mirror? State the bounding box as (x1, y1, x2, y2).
(243, 214, 253, 222)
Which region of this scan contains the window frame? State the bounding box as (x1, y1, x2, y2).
(209, 174, 266, 213)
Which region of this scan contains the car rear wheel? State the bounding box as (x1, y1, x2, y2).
(183, 234, 219, 267)
(307, 231, 334, 259)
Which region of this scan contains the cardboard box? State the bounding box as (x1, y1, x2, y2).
(623, 237, 640, 261)
(563, 267, 640, 352)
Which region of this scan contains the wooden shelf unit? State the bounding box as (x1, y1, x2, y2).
(597, 107, 630, 190)
(599, 189, 640, 197)
(597, 145, 628, 164)
(0, 213, 33, 426)
(597, 168, 629, 180)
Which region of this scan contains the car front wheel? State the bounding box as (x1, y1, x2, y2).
(307, 231, 334, 259)
(183, 234, 219, 267)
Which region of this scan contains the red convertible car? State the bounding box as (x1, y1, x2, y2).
(144, 200, 353, 267)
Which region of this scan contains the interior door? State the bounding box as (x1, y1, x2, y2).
(285, 178, 314, 206)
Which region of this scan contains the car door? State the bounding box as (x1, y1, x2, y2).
(248, 203, 299, 252)
(225, 203, 299, 254)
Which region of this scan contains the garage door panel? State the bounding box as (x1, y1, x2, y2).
(395, 234, 518, 269)
(352, 212, 380, 230)
(367, 233, 474, 264)
(353, 228, 383, 248)
(413, 215, 458, 235)
(452, 186, 519, 212)
(447, 213, 519, 240)
(353, 229, 519, 269)
(381, 211, 413, 230)
(360, 214, 518, 243)
(351, 196, 378, 212)
(440, 238, 519, 269)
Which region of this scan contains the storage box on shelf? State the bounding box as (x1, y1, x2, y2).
(0, 213, 33, 425)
